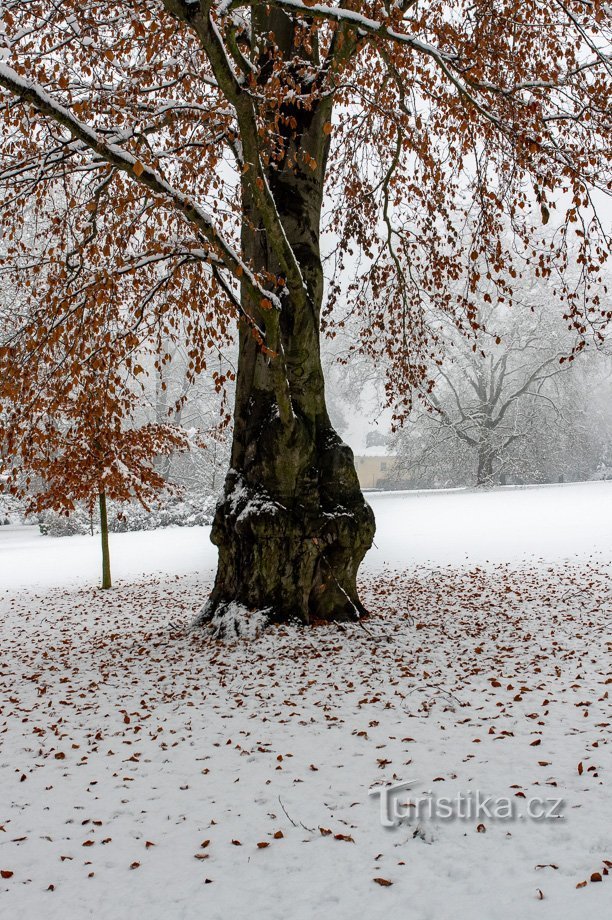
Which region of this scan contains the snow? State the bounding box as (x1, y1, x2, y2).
(0, 523, 215, 590)
(1, 481, 611, 919)
(2, 480, 610, 590)
(357, 444, 397, 458)
(367, 480, 612, 569)
(201, 600, 271, 639)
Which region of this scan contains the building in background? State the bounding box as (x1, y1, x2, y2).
(354, 445, 402, 490)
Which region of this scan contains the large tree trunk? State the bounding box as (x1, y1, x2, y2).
(200, 11, 375, 634)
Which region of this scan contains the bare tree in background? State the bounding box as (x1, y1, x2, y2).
(393, 299, 612, 488)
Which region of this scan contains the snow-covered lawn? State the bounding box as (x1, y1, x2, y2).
(1, 482, 611, 919)
(2, 480, 612, 590)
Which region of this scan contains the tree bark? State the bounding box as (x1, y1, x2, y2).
(99, 491, 112, 589)
(200, 11, 375, 634)
(477, 442, 495, 486)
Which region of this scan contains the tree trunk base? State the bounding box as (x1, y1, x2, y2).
(196, 430, 375, 637)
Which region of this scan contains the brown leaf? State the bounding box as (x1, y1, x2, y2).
(373, 877, 393, 887)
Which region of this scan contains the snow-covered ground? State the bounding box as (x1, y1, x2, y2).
(2, 480, 611, 590)
(1, 482, 611, 919)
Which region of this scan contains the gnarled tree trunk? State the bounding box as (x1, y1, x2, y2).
(200, 11, 374, 633)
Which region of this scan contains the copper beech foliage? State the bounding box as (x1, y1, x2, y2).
(0, 1, 610, 506)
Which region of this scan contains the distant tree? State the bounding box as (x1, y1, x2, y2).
(0, 1, 609, 629)
(366, 431, 390, 450)
(145, 334, 232, 490)
(424, 305, 565, 486)
(523, 351, 612, 483)
(393, 298, 612, 488)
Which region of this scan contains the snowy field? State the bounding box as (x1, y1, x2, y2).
(2, 480, 612, 590)
(1, 481, 611, 919)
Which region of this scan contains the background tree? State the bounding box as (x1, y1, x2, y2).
(401, 301, 571, 486)
(144, 335, 232, 494)
(390, 313, 612, 489)
(0, 1, 609, 630)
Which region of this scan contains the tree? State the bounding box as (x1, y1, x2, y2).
(0, 2, 609, 629)
(390, 298, 612, 489)
(2, 394, 188, 588)
(518, 348, 612, 483)
(144, 335, 232, 493)
(0, 302, 188, 587)
(405, 302, 571, 486)
(394, 343, 612, 489)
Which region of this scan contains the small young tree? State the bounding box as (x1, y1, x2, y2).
(0, 356, 187, 588)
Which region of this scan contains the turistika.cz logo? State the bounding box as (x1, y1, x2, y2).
(369, 780, 565, 828)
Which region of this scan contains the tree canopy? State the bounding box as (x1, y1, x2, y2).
(1, 2, 609, 412)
